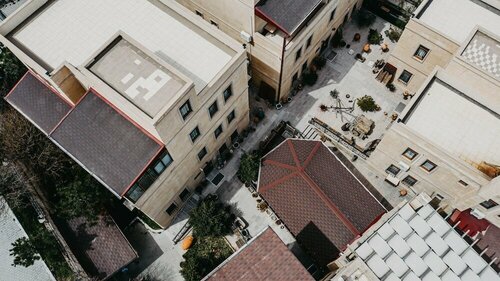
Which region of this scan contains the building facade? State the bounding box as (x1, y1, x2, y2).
(175, 0, 363, 102)
(1, 0, 249, 227)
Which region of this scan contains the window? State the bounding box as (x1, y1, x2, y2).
(179, 188, 190, 201)
(398, 70, 413, 84)
(166, 203, 178, 216)
(227, 110, 236, 124)
(306, 35, 313, 48)
(210, 20, 219, 28)
(125, 150, 173, 202)
(208, 101, 219, 118)
(302, 62, 308, 72)
(296, 47, 302, 61)
(402, 148, 418, 160)
(179, 100, 192, 120)
(402, 175, 417, 186)
(189, 127, 201, 142)
(458, 180, 468, 187)
(386, 164, 401, 176)
(480, 199, 498, 209)
(330, 9, 337, 22)
(421, 160, 437, 172)
(195, 10, 203, 18)
(223, 85, 233, 102)
(414, 45, 429, 61)
(214, 124, 223, 139)
(198, 147, 208, 160)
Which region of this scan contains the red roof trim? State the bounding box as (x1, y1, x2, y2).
(259, 170, 300, 193)
(263, 159, 297, 171)
(288, 139, 302, 167)
(255, 7, 291, 37)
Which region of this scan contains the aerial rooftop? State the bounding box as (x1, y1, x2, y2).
(6, 71, 164, 197)
(7, 0, 235, 86)
(203, 227, 313, 281)
(353, 199, 500, 280)
(416, 0, 500, 43)
(255, 0, 324, 36)
(403, 77, 500, 166)
(460, 31, 500, 81)
(258, 139, 387, 266)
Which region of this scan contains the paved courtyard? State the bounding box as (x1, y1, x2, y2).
(125, 16, 413, 281)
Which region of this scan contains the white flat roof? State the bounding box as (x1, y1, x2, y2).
(418, 0, 500, 43)
(405, 79, 500, 166)
(11, 0, 234, 84)
(0, 197, 56, 281)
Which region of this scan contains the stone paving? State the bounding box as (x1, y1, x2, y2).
(126, 16, 411, 281)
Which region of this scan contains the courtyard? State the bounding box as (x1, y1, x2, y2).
(125, 15, 415, 281)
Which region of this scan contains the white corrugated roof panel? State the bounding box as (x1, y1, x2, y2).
(462, 248, 487, 274)
(443, 250, 467, 275)
(417, 205, 434, 219)
(427, 213, 451, 236)
(404, 252, 428, 277)
(409, 215, 432, 237)
(366, 254, 390, 278)
(356, 242, 374, 260)
(402, 271, 420, 281)
(421, 271, 441, 281)
(479, 266, 500, 281)
(426, 232, 449, 256)
(442, 269, 461, 281)
(368, 234, 392, 259)
(388, 234, 411, 257)
(390, 215, 413, 238)
(398, 204, 416, 221)
(423, 251, 448, 276)
(407, 233, 430, 257)
(385, 273, 402, 281)
(443, 231, 469, 255)
(387, 253, 409, 277)
(378, 222, 395, 240)
(461, 269, 481, 281)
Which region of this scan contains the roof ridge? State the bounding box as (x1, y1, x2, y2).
(259, 170, 300, 193)
(302, 141, 321, 168)
(287, 139, 302, 168)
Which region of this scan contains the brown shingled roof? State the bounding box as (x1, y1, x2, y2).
(204, 227, 313, 281)
(258, 139, 386, 266)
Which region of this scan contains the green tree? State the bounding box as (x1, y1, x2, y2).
(55, 173, 110, 222)
(0, 44, 26, 110)
(237, 153, 260, 184)
(9, 237, 40, 267)
(357, 95, 378, 112)
(189, 198, 232, 237)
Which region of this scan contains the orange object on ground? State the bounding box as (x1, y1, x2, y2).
(182, 235, 194, 250)
(363, 43, 371, 53)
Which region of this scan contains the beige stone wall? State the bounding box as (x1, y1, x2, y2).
(367, 124, 492, 211)
(387, 19, 459, 94)
(138, 53, 250, 226)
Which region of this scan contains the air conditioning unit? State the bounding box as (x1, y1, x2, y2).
(385, 174, 400, 186)
(470, 208, 486, 219)
(398, 161, 410, 172)
(240, 31, 253, 43)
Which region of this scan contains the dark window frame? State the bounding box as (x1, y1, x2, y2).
(421, 160, 437, 172)
(166, 203, 178, 216)
(414, 45, 430, 61)
(179, 100, 193, 120)
(402, 148, 418, 160)
(480, 199, 498, 209)
(195, 10, 203, 18)
(398, 70, 413, 84)
(402, 175, 417, 186)
(306, 35, 313, 49)
(386, 164, 401, 176)
(330, 8, 337, 22)
(208, 101, 219, 118)
(179, 188, 190, 201)
(458, 180, 468, 187)
(198, 147, 208, 160)
(223, 85, 233, 102)
(189, 126, 201, 142)
(214, 124, 223, 139)
(227, 110, 236, 124)
(296, 47, 302, 62)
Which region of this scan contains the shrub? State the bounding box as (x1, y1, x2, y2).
(9, 237, 40, 267)
(357, 95, 378, 112)
(237, 153, 260, 184)
(188, 198, 233, 237)
(302, 70, 318, 86)
(355, 9, 376, 27)
(385, 27, 402, 42)
(312, 56, 326, 69)
(368, 29, 383, 45)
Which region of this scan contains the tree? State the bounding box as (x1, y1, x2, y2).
(368, 28, 383, 45)
(9, 237, 40, 267)
(0, 44, 26, 110)
(237, 153, 260, 184)
(357, 95, 378, 112)
(188, 198, 233, 237)
(355, 9, 376, 27)
(55, 173, 110, 222)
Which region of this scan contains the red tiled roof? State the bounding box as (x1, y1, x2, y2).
(258, 139, 386, 266)
(204, 228, 313, 281)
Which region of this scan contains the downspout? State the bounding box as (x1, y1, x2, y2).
(276, 35, 288, 103)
